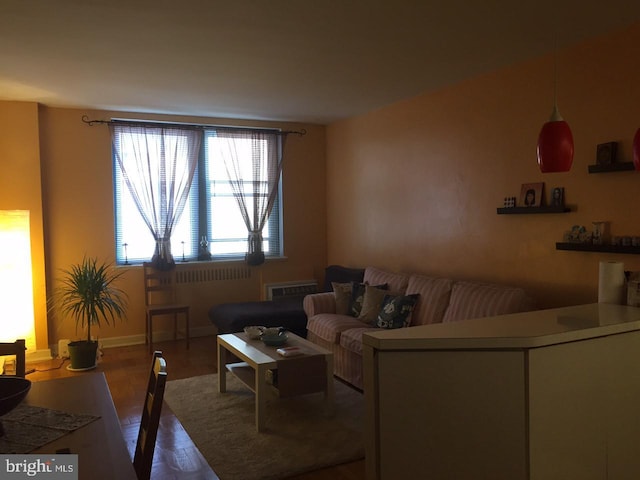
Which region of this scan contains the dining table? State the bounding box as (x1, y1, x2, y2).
(5, 372, 137, 480)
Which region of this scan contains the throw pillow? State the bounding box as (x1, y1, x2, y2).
(349, 282, 368, 317)
(375, 293, 420, 329)
(358, 284, 389, 323)
(332, 282, 352, 315)
(349, 282, 387, 317)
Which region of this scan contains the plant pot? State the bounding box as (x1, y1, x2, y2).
(67, 341, 98, 371)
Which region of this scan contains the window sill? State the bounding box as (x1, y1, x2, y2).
(117, 256, 288, 268)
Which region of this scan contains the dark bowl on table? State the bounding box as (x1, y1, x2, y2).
(0, 377, 31, 416)
(261, 332, 288, 347)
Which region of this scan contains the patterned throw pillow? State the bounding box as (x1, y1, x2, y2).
(375, 294, 420, 329)
(349, 282, 368, 317)
(332, 282, 353, 315)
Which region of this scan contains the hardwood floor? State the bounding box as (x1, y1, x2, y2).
(27, 336, 365, 480)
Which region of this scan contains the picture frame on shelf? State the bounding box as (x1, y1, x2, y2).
(596, 142, 617, 165)
(519, 182, 544, 207)
(550, 187, 564, 207)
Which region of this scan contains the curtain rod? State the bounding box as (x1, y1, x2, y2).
(81, 115, 306, 136)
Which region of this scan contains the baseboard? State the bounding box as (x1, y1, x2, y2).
(49, 325, 217, 356)
(26, 349, 53, 363)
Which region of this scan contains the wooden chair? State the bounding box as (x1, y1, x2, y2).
(143, 262, 190, 354)
(0, 339, 26, 377)
(133, 351, 167, 480)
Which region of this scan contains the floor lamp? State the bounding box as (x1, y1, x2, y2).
(0, 210, 36, 351)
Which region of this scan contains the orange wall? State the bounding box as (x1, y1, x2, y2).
(15, 106, 326, 346)
(0, 102, 48, 351)
(326, 23, 640, 309)
(4, 22, 640, 349)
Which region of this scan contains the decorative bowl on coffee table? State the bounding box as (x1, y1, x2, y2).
(261, 332, 288, 347)
(244, 325, 265, 339)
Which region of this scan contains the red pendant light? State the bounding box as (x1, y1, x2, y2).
(537, 105, 574, 172)
(633, 128, 640, 171)
(537, 50, 574, 173)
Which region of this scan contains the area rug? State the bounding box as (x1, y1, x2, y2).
(163, 373, 364, 480)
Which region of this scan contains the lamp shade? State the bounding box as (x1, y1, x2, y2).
(537, 105, 574, 173)
(633, 128, 640, 171)
(0, 210, 36, 350)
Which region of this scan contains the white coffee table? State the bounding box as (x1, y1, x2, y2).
(217, 331, 334, 432)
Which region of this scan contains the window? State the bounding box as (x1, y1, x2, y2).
(113, 125, 283, 264)
(204, 131, 281, 257)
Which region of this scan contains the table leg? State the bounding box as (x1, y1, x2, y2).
(255, 365, 268, 432)
(218, 340, 227, 393)
(324, 354, 335, 416)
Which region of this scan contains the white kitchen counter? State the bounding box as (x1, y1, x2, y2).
(363, 303, 640, 480)
(363, 302, 640, 350)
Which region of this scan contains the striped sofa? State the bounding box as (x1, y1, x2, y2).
(303, 266, 533, 389)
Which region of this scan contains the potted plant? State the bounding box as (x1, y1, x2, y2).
(53, 257, 128, 371)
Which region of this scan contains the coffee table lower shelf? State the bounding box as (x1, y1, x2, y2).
(226, 361, 279, 396)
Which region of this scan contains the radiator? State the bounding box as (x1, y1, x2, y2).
(175, 264, 252, 284)
(264, 280, 318, 302)
(172, 264, 316, 305)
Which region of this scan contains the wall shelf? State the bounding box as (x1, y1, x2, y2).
(588, 162, 635, 173)
(497, 206, 571, 215)
(556, 242, 640, 255)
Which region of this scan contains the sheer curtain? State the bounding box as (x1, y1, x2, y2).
(111, 124, 201, 270)
(216, 129, 283, 266)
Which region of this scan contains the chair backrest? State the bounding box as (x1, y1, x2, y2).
(0, 339, 26, 377)
(143, 262, 178, 307)
(133, 351, 167, 480)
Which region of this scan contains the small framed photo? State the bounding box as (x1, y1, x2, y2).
(596, 142, 617, 165)
(520, 182, 544, 207)
(550, 187, 564, 207)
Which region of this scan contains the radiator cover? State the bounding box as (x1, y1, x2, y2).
(264, 280, 318, 302)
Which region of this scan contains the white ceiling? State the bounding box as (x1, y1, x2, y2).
(1, 1, 639, 125)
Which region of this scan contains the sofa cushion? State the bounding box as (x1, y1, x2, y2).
(442, 281, 532, 323)
(340, 326, 382, 355)
(323, 265, 365, 292)
(306, 314, 367, 344)
(375, 293, 419, 329)
(406, 275, 453, 325)
(363, 267, 409, 295)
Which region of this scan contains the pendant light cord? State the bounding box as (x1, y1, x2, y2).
(553, 45, 558, 110)
(550, 35, 562, 121)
